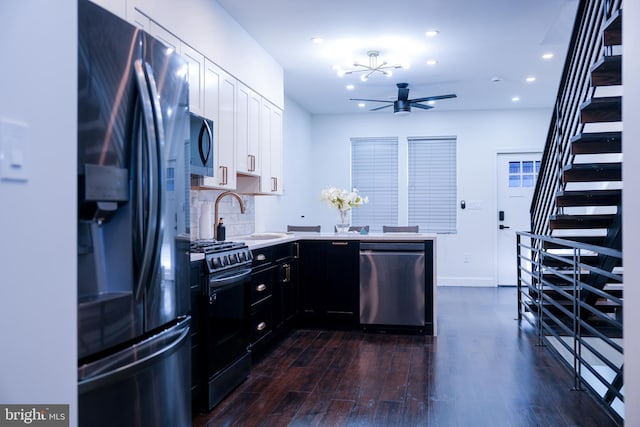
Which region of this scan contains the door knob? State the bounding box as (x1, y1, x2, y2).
(499, 224, 510, 230)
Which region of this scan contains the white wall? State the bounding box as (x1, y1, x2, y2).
(0, 1, 77, 425)
(303, 109, 550, 286)
(623, 0, 639, 423)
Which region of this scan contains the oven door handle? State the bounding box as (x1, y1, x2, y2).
(209, 268, 252, 289)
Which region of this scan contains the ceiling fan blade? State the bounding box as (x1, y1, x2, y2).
(409, 94, 457, 103)
(349, 98, 393, 103)
(411, 103, 434, 110)
(370, 104, 393, 111)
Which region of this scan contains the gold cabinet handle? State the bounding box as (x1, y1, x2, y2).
(219, 165, 228, 185)
(271, 176, 278, 192)
(256, 322, 267, 331)
(256, 284, 267, 292)
(332, 241, 349, 246)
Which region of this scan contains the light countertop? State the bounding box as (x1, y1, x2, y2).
(191, 232, 436, 261)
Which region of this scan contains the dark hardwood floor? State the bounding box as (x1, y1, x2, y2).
(192, 287, 619, 426)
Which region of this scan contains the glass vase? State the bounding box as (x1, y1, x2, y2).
(336, 209, 350, 233)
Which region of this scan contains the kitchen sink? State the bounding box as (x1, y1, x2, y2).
(240, 233, 288, 241)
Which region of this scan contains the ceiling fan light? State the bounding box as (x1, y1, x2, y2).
(393, 100, 411, 114)
(336, 69, 346, 77)
(360, 74, 368, 82)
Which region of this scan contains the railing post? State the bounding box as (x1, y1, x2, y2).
(536, 242, 545, 347)
(574, 248, 584, 391)
(517, 233, 522, 320)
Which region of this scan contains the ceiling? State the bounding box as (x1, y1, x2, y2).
(215, 0, 579, 115)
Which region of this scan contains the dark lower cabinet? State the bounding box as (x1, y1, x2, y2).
(189, 259, 205, 411)
(248, 242, 298, 358)
(298, 240, 359, 327)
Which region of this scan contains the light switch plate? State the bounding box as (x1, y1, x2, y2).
(0, 117, 29, 182)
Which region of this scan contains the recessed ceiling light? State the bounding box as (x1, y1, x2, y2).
(425, 30, 440, 37)
(426, 59, 438, 66)
(311, 37, 324, 44)
(526, 76, 536, 83)
(358, 103, 366, 108)
(346, 84, 355, 90)
(427, 100, 436, 105)
(512, 96, 521, 102)
(542, 52, 554, 60)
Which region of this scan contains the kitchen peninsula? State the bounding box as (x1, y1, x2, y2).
(192, 232, 436, 343)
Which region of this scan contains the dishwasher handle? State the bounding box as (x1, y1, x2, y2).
(360, 242, 424, 252)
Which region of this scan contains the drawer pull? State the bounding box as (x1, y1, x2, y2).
(332, 241, 349, 246)
(255, 254, 266, 261)
(256, 284, 267, 292)
(256, 322, 267, 331)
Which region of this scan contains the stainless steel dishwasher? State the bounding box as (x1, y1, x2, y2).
(359, 242, 426, 332)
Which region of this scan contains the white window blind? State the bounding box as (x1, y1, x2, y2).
(408, 136, 457, 233)
(351, 137, 398, 232)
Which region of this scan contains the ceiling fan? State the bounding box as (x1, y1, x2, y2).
(350, 83, 457, 114)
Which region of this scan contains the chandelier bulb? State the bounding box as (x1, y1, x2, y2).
(360, 74, 368, 82)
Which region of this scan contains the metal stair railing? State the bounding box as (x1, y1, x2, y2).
(517, 231, 623, 424)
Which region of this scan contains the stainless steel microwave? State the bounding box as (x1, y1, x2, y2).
(189, 113, 214, 177)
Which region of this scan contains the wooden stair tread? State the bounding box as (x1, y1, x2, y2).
(549, 214, 616, 230)
(590, 55, 622, 86)
(570, 131, 622, 154)
(562, 163, 622, 182)
(580, 97, 622, 123)
(603, 9, 622, 46)
(556, 189, 621, 207)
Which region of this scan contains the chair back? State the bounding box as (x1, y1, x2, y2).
(382, 225, 419, 233)
(287, 225, 321, 232)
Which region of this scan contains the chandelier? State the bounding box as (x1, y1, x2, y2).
(335, 51, 403, 82)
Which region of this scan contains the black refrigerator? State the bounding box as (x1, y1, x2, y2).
(77, 1, 191, 426)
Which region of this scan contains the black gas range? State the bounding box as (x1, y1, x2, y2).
(191, 240, 254, 412)
(191, 240, 253, 276)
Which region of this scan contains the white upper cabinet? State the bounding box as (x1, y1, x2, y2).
(236, 82, 261, 175)
(198, 60, 236, 190)
(180, 44, 205, 117)
(260, 100, 283, 195)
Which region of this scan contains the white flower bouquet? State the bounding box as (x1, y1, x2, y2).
(320, 187, 368, 211)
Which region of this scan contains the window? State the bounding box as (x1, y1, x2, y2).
(408, 137, 457, 233)
(509, 160, 541, 188)
(351, 137, 398, 231)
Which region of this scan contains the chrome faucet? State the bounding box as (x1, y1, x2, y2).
(213, 191, 246, 240)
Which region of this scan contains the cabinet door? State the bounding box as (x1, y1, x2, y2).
(236, 82, 261, 175)
(147, 21, 180, 53)
(199, 60, 236, 189)
(324, 241, 359, 324)
(181, 44, 204, 117)
(279, 259, 298, 325)
(297, 241, 325, 321)
(217, 69, 237, 189)
(259, 100, 272, 192)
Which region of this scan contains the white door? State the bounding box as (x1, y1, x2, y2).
(497, 153, 541, 286)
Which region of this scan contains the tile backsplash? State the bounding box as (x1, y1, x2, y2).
(190, 189, 255, 240)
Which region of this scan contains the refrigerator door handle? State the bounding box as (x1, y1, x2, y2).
(78, 318, 190, 394)
(132, 59, 161, 301)
(141, 61, 166, 296)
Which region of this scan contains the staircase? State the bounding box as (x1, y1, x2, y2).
(517, 0, 623, 423)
